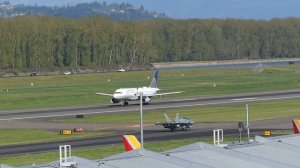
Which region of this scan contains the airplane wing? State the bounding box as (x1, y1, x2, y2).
(155, 122, 164, 125)
(96, 92, 114, 96)
(152, 91, 184, 96)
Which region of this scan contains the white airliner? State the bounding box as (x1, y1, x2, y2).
(96, 70, 183, 106)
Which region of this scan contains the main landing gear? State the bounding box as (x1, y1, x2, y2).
(123, 101, 129, 106)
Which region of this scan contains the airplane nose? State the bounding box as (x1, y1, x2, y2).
(113, 94, 122, 99)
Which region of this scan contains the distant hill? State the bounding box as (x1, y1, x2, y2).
(7, 0, 300, 19)
(0, 1, 167, 20)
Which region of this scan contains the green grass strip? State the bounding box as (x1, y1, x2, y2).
(1, 65, 300, 110)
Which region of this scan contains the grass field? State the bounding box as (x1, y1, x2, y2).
(0, 129, 111, 146)
(1, 65, 300, 111)
(1, 65, 300, 166)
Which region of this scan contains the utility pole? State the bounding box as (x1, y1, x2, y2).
(139, 92, 144, 149)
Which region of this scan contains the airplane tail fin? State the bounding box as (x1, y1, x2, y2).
(163, 113, 172, 123)
(150, 69, 158, 88)
(175, 113, 180, 123)
(122, 135, 141, 152)
(292, 119, 300, 134)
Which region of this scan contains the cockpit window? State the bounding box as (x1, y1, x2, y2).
(114, 92, 122, 94)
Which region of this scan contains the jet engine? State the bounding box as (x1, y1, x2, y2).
(142, 97, 151, 103)
(111, 98, 121, 104)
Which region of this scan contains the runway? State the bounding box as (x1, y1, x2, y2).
(1, 90, 300, 121)
(0, 90, 300, 156)
(0, 117, 294, 156)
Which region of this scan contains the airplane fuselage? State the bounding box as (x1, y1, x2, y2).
(162, 123, 193, 131)
(112, 87, 160, 104)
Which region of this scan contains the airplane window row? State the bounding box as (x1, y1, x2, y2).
(114, 92, 122, 94)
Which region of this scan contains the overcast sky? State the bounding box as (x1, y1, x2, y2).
(8, 0, 300, 19)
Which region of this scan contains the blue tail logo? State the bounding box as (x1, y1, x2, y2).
(150, 70, 158, 88)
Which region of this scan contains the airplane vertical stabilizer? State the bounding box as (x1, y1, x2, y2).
(292, 119, 300, 134)
(122, 135, 141, 152)
(163, 113, 172, 123)
(150, 69, 158, 88)
(175, 113, 180, 123)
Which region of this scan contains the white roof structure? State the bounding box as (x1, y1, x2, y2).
(163, 142, 271, 168)
(5, 156, 99, 168)
(97, 149, 210, 168)
(2, 134, 300, 168)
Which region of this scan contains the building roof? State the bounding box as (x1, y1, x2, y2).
(163, 142, 270, 168)
(96, 134, 300, 168)
(97, 149, 210, 168)
(2, 134, 300, 168)
(1, 156, 99, 168)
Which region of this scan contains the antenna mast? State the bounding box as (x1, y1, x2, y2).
(140, 92, 144, 149)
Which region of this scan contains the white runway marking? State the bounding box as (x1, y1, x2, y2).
(232, 98, 256, 101)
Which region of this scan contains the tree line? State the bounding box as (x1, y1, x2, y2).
(0, 16, 300, 72)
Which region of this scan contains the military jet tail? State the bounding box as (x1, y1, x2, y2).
(175, 113, 180, 123)
(163, 113, 172, 123)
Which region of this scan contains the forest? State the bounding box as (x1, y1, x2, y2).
(0, 16, 300, 73)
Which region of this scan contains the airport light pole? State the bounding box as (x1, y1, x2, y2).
(246, 104, 250, 141)
(139, 92, 144, 149)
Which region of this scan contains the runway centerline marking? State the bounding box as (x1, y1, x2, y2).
(232, 98, 256, 101)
